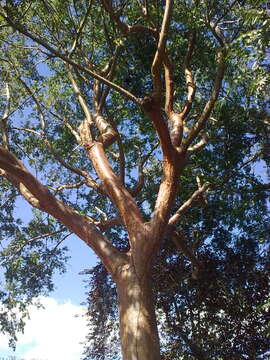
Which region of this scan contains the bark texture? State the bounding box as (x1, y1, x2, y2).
(115, 263, 161, 360)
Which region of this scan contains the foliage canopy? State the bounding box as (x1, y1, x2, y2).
(0, 0, 269, 358)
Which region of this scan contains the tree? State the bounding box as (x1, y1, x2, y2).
(0, 1, 269, 359)
(83, 242, 270, 360)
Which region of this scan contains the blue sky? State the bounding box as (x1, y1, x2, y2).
(0, 198, 98, 359)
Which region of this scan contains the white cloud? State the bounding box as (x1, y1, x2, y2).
(0, 296, 88, 360)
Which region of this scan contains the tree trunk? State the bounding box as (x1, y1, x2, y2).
(115, 263, 161, 360)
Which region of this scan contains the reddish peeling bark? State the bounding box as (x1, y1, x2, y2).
(115, 261, 161, 360)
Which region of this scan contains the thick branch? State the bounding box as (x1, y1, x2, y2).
(141, 94, 173, 159)
(79, 118, 144, 240)
(141, 95, 182, 244)
(0, 147, 126, 275)
(94, 112, 118, 147)
(105, 107, 126, 184)
(164, 52, 174, 116)
(85, 141, 144, 240)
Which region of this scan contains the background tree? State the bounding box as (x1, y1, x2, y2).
(0, 0, 269, 359)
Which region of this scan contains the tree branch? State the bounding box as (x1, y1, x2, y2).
(164, 31, 196, 148)
(0, 82, 10, 149)
(69, 0, 93, 56)
(0, 7, 140, 105)
(104, 106, 126, 184)
(0, 146, 127, 275)
(182, 24, 227, 152)
(101, 0, 156, 36)
(187, 132, 209, 154)
(169, 182, 211, 227)
(151, 0, 173, 95)
(82, 140, 144, 240)
(141, 94, 173, 159)
(12, 77, 100, 192)
(180, 30, 196, 120)
(67, 67, 94, 132)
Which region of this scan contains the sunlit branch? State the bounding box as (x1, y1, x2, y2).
(67, 67, 94, 133)
(82, 141, 144, 238)
(96, 113, 119, 148)
(164, 31, 196, 148)
(0, 82, 10, 149)
(50, 180, 86, 193)
(141, 94, 173, 159)
(104, 107, 126, 184)
(187, 132, 209, 153)
(0, 146, 127, 274)
(164, 52, 174, 116)
(151, 0, 173, 95)
(169, 182, 211, 226)
(180, 30, 196, 120)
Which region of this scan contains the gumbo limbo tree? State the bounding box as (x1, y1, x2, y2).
(0, 1, 269, 359)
